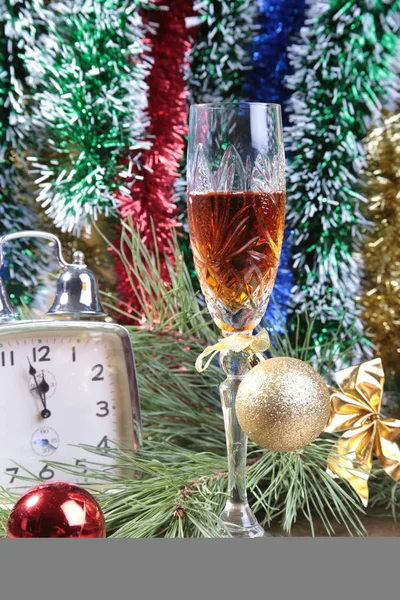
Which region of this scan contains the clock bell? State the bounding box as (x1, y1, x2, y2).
(0, 230, 106, 321)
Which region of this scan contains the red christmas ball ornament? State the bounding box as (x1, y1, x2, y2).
(7, 482, 106, 538)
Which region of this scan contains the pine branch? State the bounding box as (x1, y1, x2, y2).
(369, 468, 400, 520)
(93, 444, 229, 538)
(0, 487, 15, 537)
(98, 218, 215, 335)
(266, 306, 367, 382)
(0, 230, 372, 537)
(113, 230, 367, 535)
(0, 438, 366, 538)
(247, 440, 365, 536)
(0, 443, 230, 539)
(133, 331, 225, 452)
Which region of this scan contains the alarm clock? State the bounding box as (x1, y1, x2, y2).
(0, 230, 141, 491)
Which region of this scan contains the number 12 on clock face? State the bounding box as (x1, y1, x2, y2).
(0, 321, 141, 491)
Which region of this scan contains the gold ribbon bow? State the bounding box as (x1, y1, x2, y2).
(195, 329, 270, 373)
(326, 358, 400, 507)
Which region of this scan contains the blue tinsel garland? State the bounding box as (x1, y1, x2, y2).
(243, 0, 306, 333)
(0, 264, 9, 281)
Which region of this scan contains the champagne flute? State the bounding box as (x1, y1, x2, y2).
(187, 103, 286, 537)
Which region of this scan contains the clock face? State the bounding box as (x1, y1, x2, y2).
(0, 322, 140, 491)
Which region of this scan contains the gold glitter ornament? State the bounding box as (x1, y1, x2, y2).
(236, 357, 331, 452)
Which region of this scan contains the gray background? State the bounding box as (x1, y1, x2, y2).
(0, 539, 398, 600)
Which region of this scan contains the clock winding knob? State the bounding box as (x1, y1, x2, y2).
(72, 250, 85, 265)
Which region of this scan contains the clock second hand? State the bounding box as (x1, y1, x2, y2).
(27, 359, 51, 419)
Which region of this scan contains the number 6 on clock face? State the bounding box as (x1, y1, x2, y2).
(0, 321, 141, 491)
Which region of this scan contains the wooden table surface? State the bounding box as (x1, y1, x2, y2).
(269, 510, 400, 537)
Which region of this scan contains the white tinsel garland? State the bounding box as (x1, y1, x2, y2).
(284, 0, 400, 355)
(24, 0, 154, 234)
(189, 0, 258, 103)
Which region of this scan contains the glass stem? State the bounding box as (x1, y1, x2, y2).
(218, 347, 264, 536)
(219, 352, 248, 503)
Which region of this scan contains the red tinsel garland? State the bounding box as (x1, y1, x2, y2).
(114, 0, 193, 318)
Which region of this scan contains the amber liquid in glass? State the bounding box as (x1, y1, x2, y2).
(188, 190, 285, 331)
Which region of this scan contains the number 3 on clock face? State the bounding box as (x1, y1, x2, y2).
(0, 321, 141, 491)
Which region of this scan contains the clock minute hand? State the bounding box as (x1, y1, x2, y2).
(28, 359, 45, 408)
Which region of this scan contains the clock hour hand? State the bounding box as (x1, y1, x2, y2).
(38, 372, 51, 419)
(38, 371, 50, 396)
(28, 359, 51, 419)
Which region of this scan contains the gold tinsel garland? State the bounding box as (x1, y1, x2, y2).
(360, 112, 400, 377)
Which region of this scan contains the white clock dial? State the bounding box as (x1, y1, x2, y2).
(0, 324, 140, 491)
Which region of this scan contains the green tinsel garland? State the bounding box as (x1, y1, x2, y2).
(285, 0, 400, 355)
(24, 0, 153, 234)
(0, 0, 48, 306)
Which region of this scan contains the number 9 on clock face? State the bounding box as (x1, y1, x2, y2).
(0, 321, 141, 491)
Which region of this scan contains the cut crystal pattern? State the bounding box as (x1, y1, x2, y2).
(214, 145, 246, 192)
(190, 144, 285, 194)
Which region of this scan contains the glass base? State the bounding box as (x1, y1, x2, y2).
(219, 500, 265, 538)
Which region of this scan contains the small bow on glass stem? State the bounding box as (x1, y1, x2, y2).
(326, 358, 400, 507)
(195, 329, 270, 373)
